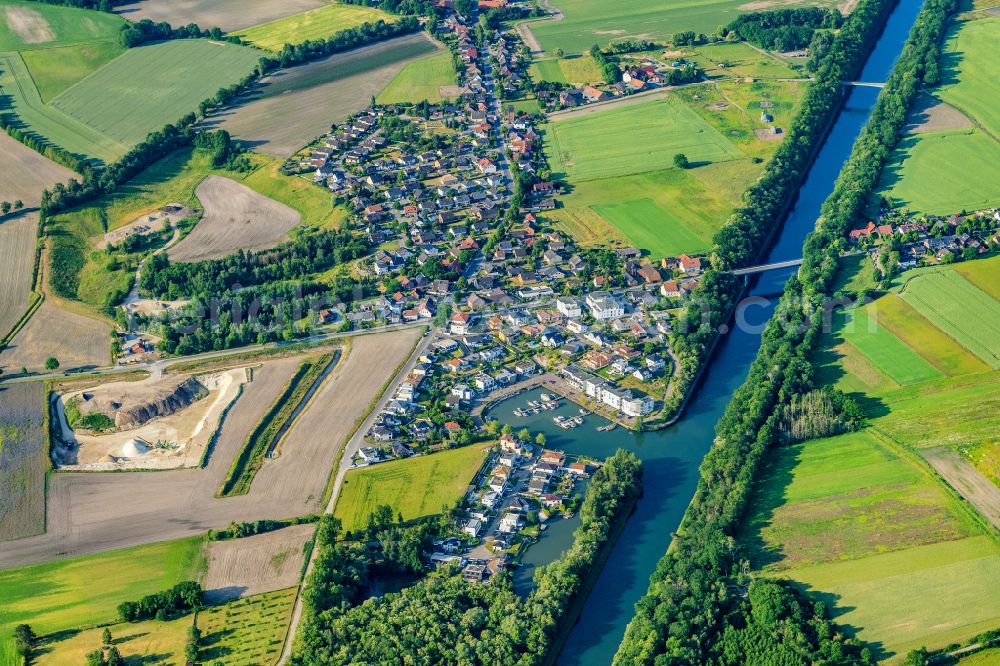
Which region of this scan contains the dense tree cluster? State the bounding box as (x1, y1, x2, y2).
(118, 19, 235, 48)
(724, 8, 842, 51)
(605, 40, 662, 54)
(208, 515, 320, 541)
(117, 582, 203, 622)
(340, 0, 441, 17)
(257, 18, 421, 72)
(20, 0, 120, 10)
(589, 45, 622, 84)
(293, 450, 642, 665)
(614, 0, 957, 663)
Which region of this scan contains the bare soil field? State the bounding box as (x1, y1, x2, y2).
(923, 446, 1000, 530)
(0, 212, 40, 340)
(0, 330, 420, 568)
(0, 131, 77, 208)
(113, 0, 325, 34)
(0, 131, 77, 338)
(202, 523, 314, 603)
(0, 302, 110, 374)
(906, 93, 973, 134)
(209, 32, 439, 158)
(52, 369, 248, 469)
(0, 382, 46, 541)
(168, 176, 301, 262)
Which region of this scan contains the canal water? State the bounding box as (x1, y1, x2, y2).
(486, 2, 927, 662)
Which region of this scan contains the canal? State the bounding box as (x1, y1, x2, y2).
(485, 1, 927, 662)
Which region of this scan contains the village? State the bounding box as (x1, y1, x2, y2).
(850, 206, 1000, 279)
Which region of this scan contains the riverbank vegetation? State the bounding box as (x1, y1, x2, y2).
(614, 0, 963, 662)
(292, 450, 641, 665)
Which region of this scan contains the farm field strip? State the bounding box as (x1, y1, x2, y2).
(0, 52, 126, 163)
(334, 444, 489, 532)
(50, 40, 263, 148)
(203, 525, 314, 602)
(211, 32, 439, 158)
(900, 269, 1000, 368)
(922, 446, 1000, 530)
(20, 40, 125, 102)
(868, 295, 989, 376)
(954, 255, 1000, 301)
(836, 307, 942, 385)
(0, 212, 39, 340)
(230, 2, 394, 51)
(0, 382, 46, 541)
(0, 301, 111, 374)
(113, 0, 327, 34)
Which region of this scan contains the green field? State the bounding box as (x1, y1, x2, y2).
(334, 445, 489, 532)
(833, 307, 943, 385)
(231, 2, 393, 51)
(546, 95, 744, 182)
(878, 128, 1000, 214)
(592, 198, 711, 256)
(377, 49, 455, 104)
(740, 430, 1000, 659)
(198, 588, 296, 665)
(0, 537, 205, 664)
(0, 0, 124, 51)
(870, 294, 989, 377)
(954, 254, 1000, 301)
(899, 268, 1000, 368)
(681, 41, 800, 80)
(937, 17, 1000, 138)
(51, 40, 261, 147)
(524, 0, 846, 55)
(20, 40, 124, 101)
(528, 54, 603, 85)
(0, 52, 126, 163)
(544, 159, 760, 258)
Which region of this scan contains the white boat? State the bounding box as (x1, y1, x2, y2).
(579, 408, 588, 415)
(540, 393, 551, 402)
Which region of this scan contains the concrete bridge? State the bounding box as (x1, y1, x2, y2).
(730, 258, 804, 276)
(844, 81, 886, 88)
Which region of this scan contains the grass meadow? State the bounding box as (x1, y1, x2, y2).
(954, 254, 1000, 301)
(878, 129, 1000, 214)
(231, 2, 393, 51)
(20, 40, 124, 102)
(0, 537, 205, 664)
(34, 615, 190, 665)
(528, 54, 603, 86)
(740, 430, 1000, 659)
(377, 49, 455, 104)
(525, 0, 846, 55)
(0, 1, 124, 51)
(681, 41, 800, 80)
(51, 40, 261, 147)
(334, 445, 489, 532)
(197, 588, 296, 665)
(937, 17, 1000, 137)
(545, 95, 744, 182)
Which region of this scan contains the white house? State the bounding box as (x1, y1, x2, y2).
(585, 291, 624, 320)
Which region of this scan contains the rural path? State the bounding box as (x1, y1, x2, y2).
(515, 0, 563, 55)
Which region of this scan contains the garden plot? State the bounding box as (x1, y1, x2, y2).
(0, 382, 46, 541)
(168, 176, 301, 262)
(202, 524, 314, 602)
(51, 368, 249, 470)
(0, 302, 110, 374)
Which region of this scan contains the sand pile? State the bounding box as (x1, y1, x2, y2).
(77, 376, 208, 429)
